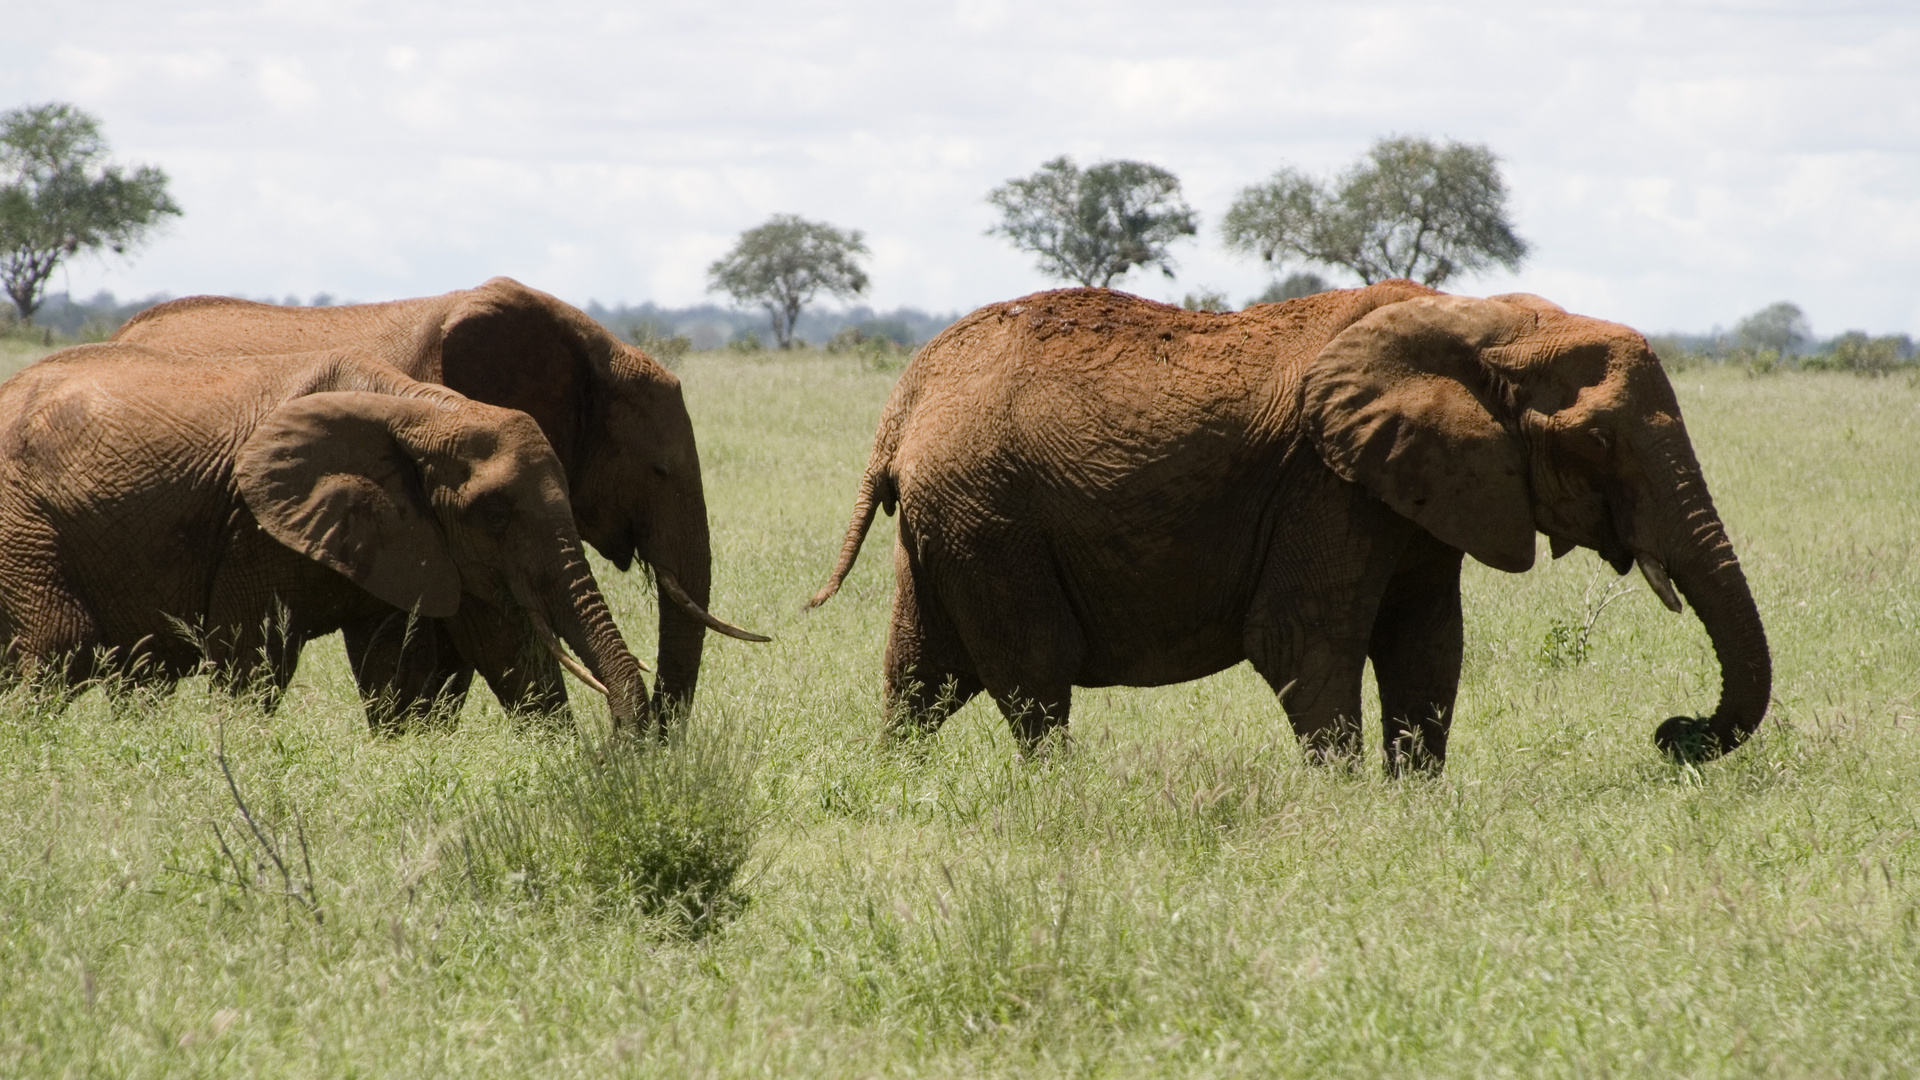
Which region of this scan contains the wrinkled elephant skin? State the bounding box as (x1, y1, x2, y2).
(0, 344, 648, 730)
(114, 277, 764, 730)
(812, 285, 1769, 771)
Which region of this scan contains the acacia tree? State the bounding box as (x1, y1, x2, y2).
(1222, 136, 1526, 288)
(1733, 301, 1810, 356)
(987, 156, 1197, 288)
(707, 214, 869, 349)
(0, 103, 181, 324)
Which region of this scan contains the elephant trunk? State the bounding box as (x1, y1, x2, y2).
(544, 546, 650, 731)
(647, 516, 713, 719)
(1645, 440, 1772, 761)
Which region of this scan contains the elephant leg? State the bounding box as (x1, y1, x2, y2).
(205, 612, 305, 711)
(883, 528, 984, 735)
(0, 553, 103, 692)
(439, 597, 571, 727)
(929, 533, 1084, 755)
(1245, 473, 1414, 764)
(342, 612, 475, 734)
(1369, 530, 1465, 775)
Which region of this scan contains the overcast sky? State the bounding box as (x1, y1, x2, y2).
(6, 0, 1916, 335)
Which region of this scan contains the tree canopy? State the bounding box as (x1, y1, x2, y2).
(1221, 136, 1526, 288)
(987, 156, 1197, 289)
(1733, 301, 1811, 356)
(0, 103, 181, 323)
(707, 214, 869, 349)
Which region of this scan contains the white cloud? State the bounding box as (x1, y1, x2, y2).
(10, 0, 1918, 335)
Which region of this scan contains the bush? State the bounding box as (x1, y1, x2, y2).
(827, 325, 912, 371)
(1803, 332, 1914, 376)
(457, 725, 760, 937)
(1180, 288, 1231, 312)
(627, 320, 692, 367)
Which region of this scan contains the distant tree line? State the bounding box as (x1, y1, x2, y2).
(1649, 301, 1917, 376)
(584, 298, 959, 353)
(2, 288, 167, 339)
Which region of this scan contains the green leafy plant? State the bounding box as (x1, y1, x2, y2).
(987, 156, 1198, 288)
(1223, 135, 1527, 288)
(458, 726, 759, 937)
(0, 103, 181, 323)
(708, 214, 869, 349)
(1538, 572, 1640, 668)
(627, 319, 692, 366)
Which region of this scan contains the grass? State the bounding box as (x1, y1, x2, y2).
(1, 349, 1918, 1076)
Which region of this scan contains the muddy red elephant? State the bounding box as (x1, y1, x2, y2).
(0, 343, 649, 727)
(812, 283, 1769, 771)
(114, 278, 765, 729)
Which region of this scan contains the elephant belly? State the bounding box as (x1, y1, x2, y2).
(1048, 504, 1274, 689)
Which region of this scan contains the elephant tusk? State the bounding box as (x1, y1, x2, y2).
(523, 606, 615, 696)
(1637, 555, 1683, 614)
(656, 569, 773, 643)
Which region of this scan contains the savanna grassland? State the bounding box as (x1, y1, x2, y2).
(2, 337, 1918, 1077)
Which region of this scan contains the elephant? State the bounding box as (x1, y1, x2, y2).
(809, 283, 1770, 771)
(0, 341, 649, 726)
(113, 277, 765, 730)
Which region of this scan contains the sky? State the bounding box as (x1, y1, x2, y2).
(5, 0, 1917, 336)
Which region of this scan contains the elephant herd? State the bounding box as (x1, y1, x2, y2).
(0, 277, 1768, 771)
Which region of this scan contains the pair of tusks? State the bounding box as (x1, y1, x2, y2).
(521, 568, 774, 699)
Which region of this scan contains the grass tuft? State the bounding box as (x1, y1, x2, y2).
(457, 718, 760, 936)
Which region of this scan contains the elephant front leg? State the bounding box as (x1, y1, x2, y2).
(1245, 473, 1414, 766)
(342, 612, 476, 734)
(1369, 531, 1465, 775)
(439, 597, 571, 728)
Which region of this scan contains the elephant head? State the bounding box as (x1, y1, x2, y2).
(234, 389, 649, 726)
(425, 279, 767, 714)
(1303, 292, 1770, 761)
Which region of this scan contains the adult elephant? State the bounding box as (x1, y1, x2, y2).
(114, 277, 765, 729)
(810, 284, 1770, 771)
(0, 343, 648, 727)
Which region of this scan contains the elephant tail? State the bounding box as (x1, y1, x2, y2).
(807, 460, 896, 610)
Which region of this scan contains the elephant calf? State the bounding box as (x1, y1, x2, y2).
(0, 342, 648, 728)
(812, 284, 1770, 771)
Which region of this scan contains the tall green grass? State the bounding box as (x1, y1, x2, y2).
(0, 354, 1916, 1076)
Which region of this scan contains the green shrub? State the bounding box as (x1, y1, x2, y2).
(627, 320, 692, 367)
(827, 325, 913, 371)
(456, 723, 759, 937)
(1803, 331, 1914, 376)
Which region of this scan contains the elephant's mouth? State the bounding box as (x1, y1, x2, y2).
(586, 518, 639, 572)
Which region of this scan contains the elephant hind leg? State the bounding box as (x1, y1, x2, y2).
(883, 531, 983, 736)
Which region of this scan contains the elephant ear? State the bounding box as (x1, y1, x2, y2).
(436, 277, 622, 472)
(235, 391, 463, 617)
(1303, 294, 1538, 573)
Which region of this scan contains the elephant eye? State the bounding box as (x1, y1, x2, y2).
(651, 462, 671, 478)
(1587, 428, 1612, 453)
(471, 492, 513, 535)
